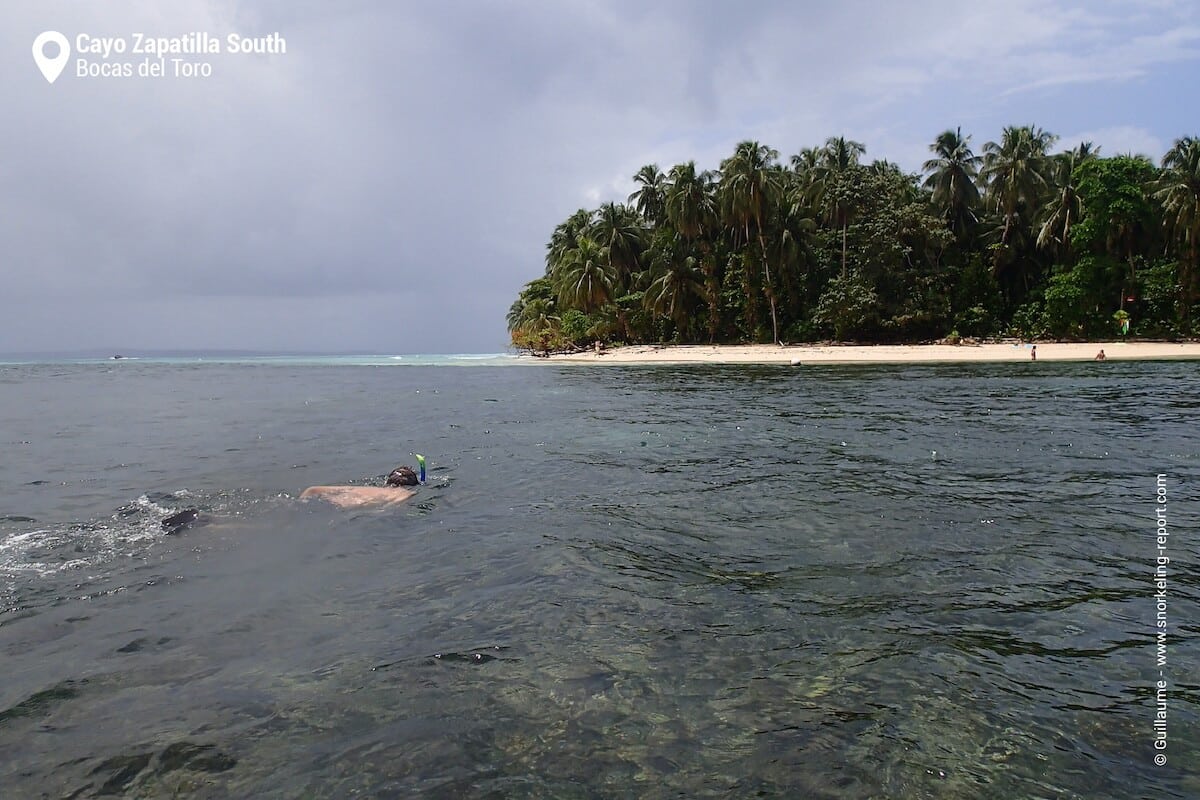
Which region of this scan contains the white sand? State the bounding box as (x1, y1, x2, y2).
(545, 341, 1200, 365)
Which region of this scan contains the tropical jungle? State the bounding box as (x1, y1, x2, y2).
(507, 128, 1200, 352)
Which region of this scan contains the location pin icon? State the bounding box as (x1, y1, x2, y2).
(32, 31, 70, 84)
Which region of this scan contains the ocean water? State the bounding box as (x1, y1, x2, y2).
(1, 357, 1196, 799)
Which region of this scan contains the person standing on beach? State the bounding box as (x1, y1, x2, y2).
(1031, 345, 1037, 361)
(1095, 349, 1106, 361)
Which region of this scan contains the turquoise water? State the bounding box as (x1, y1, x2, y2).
(0, 353, 524, 367)
(1, 358, 1196, 798)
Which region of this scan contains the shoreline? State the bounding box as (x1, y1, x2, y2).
(543, 341, 1200, 365)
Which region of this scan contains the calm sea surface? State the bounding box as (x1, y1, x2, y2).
(1, 357, 1196, 798)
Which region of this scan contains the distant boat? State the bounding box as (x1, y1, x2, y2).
(111, 355, 126, 360)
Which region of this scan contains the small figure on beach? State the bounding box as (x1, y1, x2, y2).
(1095, 349, 1106, 361)
(1031, 345, 1037, 361)
(301, 465, 420, 509)
(594, 340, 605, 355)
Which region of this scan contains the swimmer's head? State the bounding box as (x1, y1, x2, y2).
(386, 466, 419, 487)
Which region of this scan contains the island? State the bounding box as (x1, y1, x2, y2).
(508, 129, 1199, 360)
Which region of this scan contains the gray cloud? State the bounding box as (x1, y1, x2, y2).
(2, 0, 1198, 353)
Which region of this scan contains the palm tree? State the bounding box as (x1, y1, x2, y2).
(979, 125, 1057, 302)
(586, 203, 645, 340)
(507, 277, 556, 332)
(822, 136, 866, 172)
(590, 202, 644, 289)
(788, 146, 824, 215)
(1156, 136, 1200, 322)
(510, 297, 562, 353)
(506, 298, 524, 333)
(819, 136, 867, 277)
(513, 297, 557, 332)
(923, 127, 982, 241)
(665, 161, 721, 339)
(628, 164, 667, 226)
(770, 192, 818, 324)
(719, 140, 785, 342)
(666, 162, 718, 240)
(554, 237, 615, 314)
(980, 125, 1058, 246)
(1036, 141, 1098, 261)
(790, 146, 822, 175)
(545, 209, 594, 275)
(645, 249, 706, 337)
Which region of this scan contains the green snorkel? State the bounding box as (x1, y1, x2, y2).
(414, 453, 426, 484)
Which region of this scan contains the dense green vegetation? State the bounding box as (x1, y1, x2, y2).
(508, 129, 1200, 352)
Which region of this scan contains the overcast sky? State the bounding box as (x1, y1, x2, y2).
(4, 1, 1198, 354)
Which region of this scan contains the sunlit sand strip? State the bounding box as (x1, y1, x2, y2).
(545, 342, 1200, 365)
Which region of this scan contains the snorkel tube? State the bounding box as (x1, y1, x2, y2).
(414, 453, 427, 484)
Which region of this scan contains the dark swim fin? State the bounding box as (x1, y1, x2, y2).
(162, 509, 200, 534)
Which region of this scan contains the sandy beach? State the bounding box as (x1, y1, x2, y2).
(546, 341, 1200, 365)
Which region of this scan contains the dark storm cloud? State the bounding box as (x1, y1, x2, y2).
(2, 1, 1197, 352)
(4, 1, 719, 351)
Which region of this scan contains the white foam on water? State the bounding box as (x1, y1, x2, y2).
(0, 492, 199, 579)
(135, 493, 172, 515)
(2, 556, 92, 578)
(0, 529, 45, 551)
(0, 526, 90, 577)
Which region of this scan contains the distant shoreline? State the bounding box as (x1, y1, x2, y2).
(544, 341, 1200, 365)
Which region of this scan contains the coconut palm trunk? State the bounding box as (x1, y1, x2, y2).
(758, 227, 780, 343)
(841, 222, 848, 278)
(701, 247, 719, 342)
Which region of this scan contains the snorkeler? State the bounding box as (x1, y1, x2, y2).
(162, 464, 423, 532)
(300, 465, 420, 509)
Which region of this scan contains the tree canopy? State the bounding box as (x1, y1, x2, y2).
(509, 127, 1199, 353)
